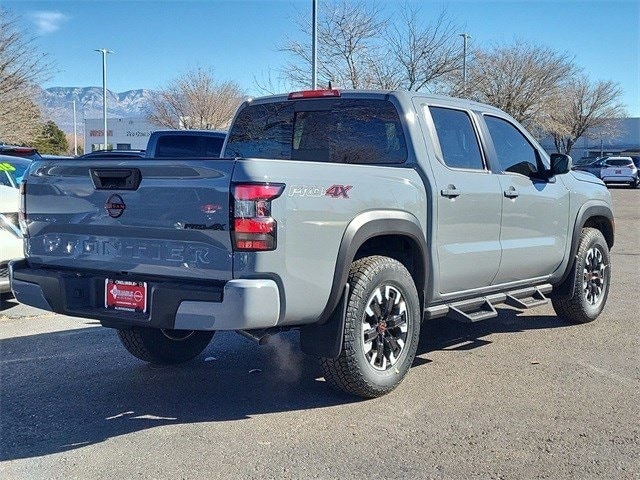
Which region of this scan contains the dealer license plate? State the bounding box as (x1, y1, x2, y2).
(105, 279, 147, 312)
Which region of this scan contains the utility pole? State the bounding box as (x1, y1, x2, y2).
(72, 100, 77, 156)
(459, 33, 471, 96)
(95, 48, 114, 150)
(311, 0, 318, 89)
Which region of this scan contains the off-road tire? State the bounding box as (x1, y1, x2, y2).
(319, 256, 421, 398)
(552, 228, 610, 324)
(117, 327, 214, 364)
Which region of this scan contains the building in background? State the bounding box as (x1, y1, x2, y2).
(84, 117, 156, 152)
(540, 118, 640, 160)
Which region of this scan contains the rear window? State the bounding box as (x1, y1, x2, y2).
(607, 159, 632, 166)
(155, 135, 224, 158)
(224, 99, 407, 164)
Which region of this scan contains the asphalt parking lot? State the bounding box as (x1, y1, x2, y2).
(1, 187, 639, 480)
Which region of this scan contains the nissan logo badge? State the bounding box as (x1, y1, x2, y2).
(105, 194, 126, 218)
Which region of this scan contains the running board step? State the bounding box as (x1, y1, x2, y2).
(504, 287, 549, 309)
(423, 284, 553, 322)
(448, 299, 498, 323)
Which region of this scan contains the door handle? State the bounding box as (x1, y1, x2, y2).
(440, 186, 460, 198)
(503, 187, 519, 198)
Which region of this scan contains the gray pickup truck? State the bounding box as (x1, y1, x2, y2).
(10, 90, 614, 398)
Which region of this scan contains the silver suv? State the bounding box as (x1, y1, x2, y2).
(599, 156, 639, 188)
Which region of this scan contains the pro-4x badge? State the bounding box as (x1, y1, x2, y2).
(325, 184, 353, 198)
(288, 184, 353, 198)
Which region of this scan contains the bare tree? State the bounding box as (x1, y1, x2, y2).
(384, 4, 462, 92)
(281, 0, 387, 89)
(0, 8, 53, 144)
(465, 42, 576, 133)
(548, 76, 626, 154)
(147, 68, 244, 130)
(253, 68, 291, 96)
(280, 1, 462, 93)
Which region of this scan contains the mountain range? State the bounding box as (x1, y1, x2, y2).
(39, 87, 158, 133)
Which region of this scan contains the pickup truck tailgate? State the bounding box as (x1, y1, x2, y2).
(23, 159, 234, 281)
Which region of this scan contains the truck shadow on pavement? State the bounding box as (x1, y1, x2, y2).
(417, 308, 571, 356)
(1, 309, 571, 461)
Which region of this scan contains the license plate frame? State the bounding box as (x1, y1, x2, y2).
(105, 279, 147, 313)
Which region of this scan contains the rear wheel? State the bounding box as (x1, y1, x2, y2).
(117, 327, 214, 364)
(319, 256, 421, 398)
(552, 228, 610, 323)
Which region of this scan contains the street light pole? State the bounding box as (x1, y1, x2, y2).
(72, 100, 77, 156)
(95, 48, 113, 150)
(311, 0, 318, 89)
(459, 33, 471, 96)
(80, 99, 91, 154)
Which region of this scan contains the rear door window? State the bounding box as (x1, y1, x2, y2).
(225, 99, 407, 164)
(428, 107, 484, 170)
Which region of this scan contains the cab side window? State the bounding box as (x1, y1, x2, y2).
(485, 115, 539, 176)
(429, 107, 484, 170)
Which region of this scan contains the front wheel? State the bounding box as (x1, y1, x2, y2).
(552, 228, 610, 323)
(319, 256, 421, 398)
(117, 327, 214, 364)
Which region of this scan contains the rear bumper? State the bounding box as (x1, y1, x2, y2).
(602, 175, 636, 183)
(1, 263, 9, 293)
(9, 260, 280, 330)
(0, 280, 9, 294)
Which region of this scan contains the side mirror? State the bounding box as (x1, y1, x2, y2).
(549, 153, 572, 175)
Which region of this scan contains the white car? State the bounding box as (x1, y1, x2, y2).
(1, 156, 28, 295)
(600, 156, 639, 188)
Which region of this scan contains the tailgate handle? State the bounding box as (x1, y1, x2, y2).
(91, 168, 141, 190)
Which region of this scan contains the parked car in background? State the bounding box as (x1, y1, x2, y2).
(78, 149, 146, 159)
(145, 130, 226, 157)
(0, 145, 42, 161)
(78, 130, 228, 160)
(1, 155, 32, 187)
(599, 156, 639, 188)
(0, 216, 22, 296)
(0, 156, 26, 297)
(572, 157, 605, 178)
(41, 154, 74, 160)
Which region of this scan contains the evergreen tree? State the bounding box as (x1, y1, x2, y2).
(34, 121, 69, 155)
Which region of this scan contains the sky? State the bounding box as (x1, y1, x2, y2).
(5, 0, 640, 116)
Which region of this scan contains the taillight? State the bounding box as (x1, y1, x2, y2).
(18, 181, 28, 235)
(232, 183, 284, 251)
